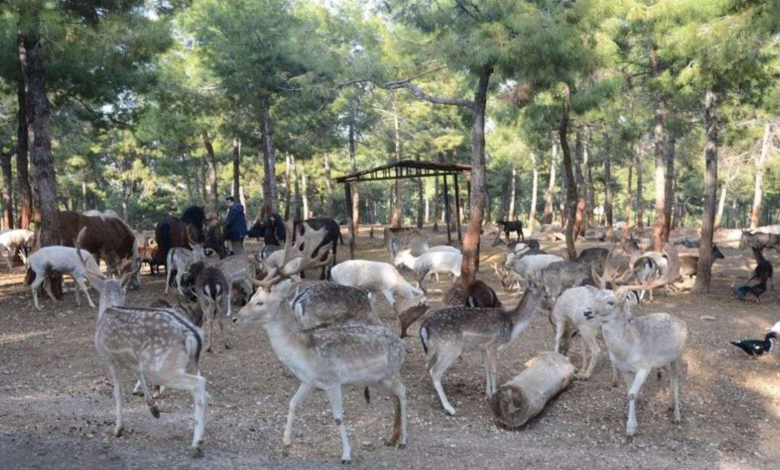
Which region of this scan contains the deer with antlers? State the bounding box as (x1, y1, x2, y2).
(75, 228, 208, 456)
(586, 244, 687, 437)
(231, 220, 407, 464)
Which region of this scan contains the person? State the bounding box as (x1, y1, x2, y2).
(223, 196, 247, 255)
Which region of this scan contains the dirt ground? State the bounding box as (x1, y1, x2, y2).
(1, 226, 779, 470)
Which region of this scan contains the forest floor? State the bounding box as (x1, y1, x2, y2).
(1, 226, 779, 470)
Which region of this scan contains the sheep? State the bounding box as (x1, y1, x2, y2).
(393, 250, 463, 292)
(505, 253, 564, 287)
(0, 229, 35, 268)
(331, 260, 427, 333)
(24, 246, 99, 310)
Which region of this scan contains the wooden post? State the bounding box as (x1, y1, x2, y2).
(443, 175, 452, 245)
(344, 183, 355, 259)
(454, 174, 462, 244)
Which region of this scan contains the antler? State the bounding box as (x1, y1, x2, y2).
(615, 244, 681, 296)
(255, 220, 333, 289)
(75, 228, 107, 280)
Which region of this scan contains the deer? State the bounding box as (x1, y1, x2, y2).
(25, 246, 101, 310)
(231, 220, 407, 464)
(586, 244, 687, 437)
(74, 228, 207, 456)
(419, 282, 546, 415)
(165, 227, 208, 296)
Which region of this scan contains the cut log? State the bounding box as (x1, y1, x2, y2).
(490, 352, 575, 429)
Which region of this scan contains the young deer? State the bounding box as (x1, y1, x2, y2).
(588, 244, 687, 437)
(165, 227, 208, 296)
(232, 220, 407, 463)
(75, 228, 207, 456)
(419, 283, 546, 415)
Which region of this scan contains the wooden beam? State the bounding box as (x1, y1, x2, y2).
(454, 174, 462, 244)
(344, 183, 355, 259)
(443, 175, 452, 245)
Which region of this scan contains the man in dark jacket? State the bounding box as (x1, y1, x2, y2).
(224, 196, 247, 255)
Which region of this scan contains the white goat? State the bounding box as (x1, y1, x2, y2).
(505, 253, 563, 286)
(166, 246, 207, 296)
(331, 260, 426, 318)
(0, 229, 35, 268)
(393, 250, 462, 291)
(25, 246, 99, 310)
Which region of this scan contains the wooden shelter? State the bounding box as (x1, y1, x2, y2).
(334, 159, 472, 258)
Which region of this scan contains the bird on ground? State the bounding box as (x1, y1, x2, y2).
(731, 279, 768, 304)
(730, 332, 777, 358)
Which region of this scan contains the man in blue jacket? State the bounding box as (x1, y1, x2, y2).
(224, 196, 247, 255)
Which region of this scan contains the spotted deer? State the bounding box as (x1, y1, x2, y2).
(232, 220, 407, 463)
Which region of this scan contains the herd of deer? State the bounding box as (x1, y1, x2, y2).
(15, 216, 780, 463)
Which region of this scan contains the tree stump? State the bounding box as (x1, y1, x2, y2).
(490, 352, 575, 429)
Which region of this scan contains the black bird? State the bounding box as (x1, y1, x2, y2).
(731, 279, 768, 304)
(730, 332, 777, 357)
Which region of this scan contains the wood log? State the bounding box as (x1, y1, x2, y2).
(490, 352, 575, 429)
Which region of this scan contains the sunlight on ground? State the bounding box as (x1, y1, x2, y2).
(0, 330, 52, 346)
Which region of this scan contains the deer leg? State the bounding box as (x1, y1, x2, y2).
(481, 350, 491, 396)
(428, 349, 460, 416)
(610, 353, 620, 388)
(626, 368, 651, 437)
(553, 320, 566, 354)
(74, 275, 96, 309)
(165, 266, 173, 295)
(384, 378, 407, 448)
(486, 347, 499, 396)
(282, 383, 313, 456)
(160, 372, 207, 456)
(135, 371, 160, 418)
(577, 330, 601, 380)
(30, 274, 46, 310)
(668, 361, 682, 423)
(107, 363, 124, 438)
(325, 386, 351, 464)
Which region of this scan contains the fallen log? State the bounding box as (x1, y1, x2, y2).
(490, 352, 575, 429)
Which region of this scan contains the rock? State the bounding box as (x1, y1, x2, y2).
(700, 315, 716, 321)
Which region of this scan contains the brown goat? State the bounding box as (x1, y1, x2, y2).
(465, 279, 502, 308)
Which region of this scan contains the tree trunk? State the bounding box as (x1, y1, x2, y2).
(0, 151, 13, 230)
(693, 90, 719, 293)
(490, 352, 576, 429)
(293, 156, 302, 222)
(508, 167, 517, 221)
(348, 120, 359, 234)
(584, 136, 595, 229)
(301, 163, 309, 219)
(635, 142, 644, 229)
(458, 66, 492, 284)
(750, 122, 772, 229)
(621, 149, 634, 243)
(603, 133, 614, 242)
(16, 79, 32, 229)
(232, 137, 241, 199)
(572, 125, 586, 241)
(390, 95, 404, 228)
(324, 153, 334, 218)
(498, 178, 510, 221)
(284, 154, 292, 219)
(433, 174, 440, 231)
(663, 129, 675, 241)
(560, 87, 578, 260)
(715, 184, 727, 229)
(416, 155, 424, 228)
(81, 179, 88, 213)
(20, 33, 60, 247)
(650, 44, 667, 251)
(259, 96, 278, 218)
(201, 130, 219, 218)
(529, 152, 538, 231)
(542, 142, 557, 225)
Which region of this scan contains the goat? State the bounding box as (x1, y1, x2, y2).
(233, 219, 407, 463)
(25, 246, 100, 310)
(741, 230, 780, 252)
(678, 244, 724, 278)
(420, 283, 546, 415)
(505, 253, 563, 286)
(587, 244, 685, 437)
(393, 245, 460, 283)
(75, 228, 207, 455)
(465, 279, 502, 308)
(539, 260, 592, 304)
(137, 233, 162, 275)
(495, 219, 524, 243)
(394, 250, 462, 292)
(0, 229, 34, 268)
(504, 241, 546, 266)
(749, 247, 773, 288)
(630, 251, 670, 302)
(289, 283, 383, 330)
(331, 260, 427, 333)
(194, 265, 232, 352)
(166, 245, 207, 296)
(576, 247, 609, 276)
(552, 285, 638, 380)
